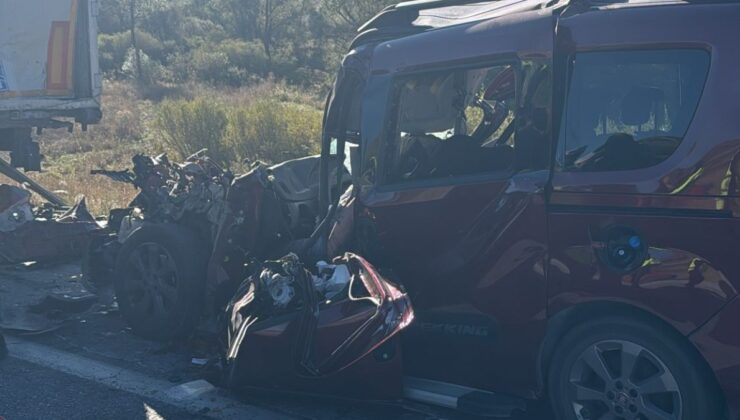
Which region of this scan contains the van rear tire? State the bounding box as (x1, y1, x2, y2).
(547, 315, 723, 420)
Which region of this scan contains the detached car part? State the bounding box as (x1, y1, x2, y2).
(0, 184, 104, 265)
(88, 151, 349, 340)
(85, 151, 233, 296)
(224, 253, 414, 400)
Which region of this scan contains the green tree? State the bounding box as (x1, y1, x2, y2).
(97, 0, 389, 87)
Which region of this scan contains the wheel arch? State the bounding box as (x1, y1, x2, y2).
(536, 300, 722, 402)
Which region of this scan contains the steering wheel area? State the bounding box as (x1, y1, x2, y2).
(397, 137, 432, 181)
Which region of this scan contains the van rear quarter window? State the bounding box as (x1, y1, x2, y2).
(559, 49, 710, 172)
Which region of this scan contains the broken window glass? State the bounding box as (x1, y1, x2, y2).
(384, 64, 518, 184)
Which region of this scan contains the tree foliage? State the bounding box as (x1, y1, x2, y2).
(98, 0, 387, 89)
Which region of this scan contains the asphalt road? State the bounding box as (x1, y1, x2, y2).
(0, 358, 205, 420)
(0, 263, 553, 420)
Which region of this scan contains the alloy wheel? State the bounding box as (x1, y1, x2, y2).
(124, 242, 179, 318)
(567, 339, 683, 420)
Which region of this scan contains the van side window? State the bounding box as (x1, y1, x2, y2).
(384, 64, 517, 184)
(560, 50, 710, 172)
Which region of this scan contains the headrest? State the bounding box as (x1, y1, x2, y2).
(398, 73, 459, 133)
(621, 86, 664, 126)
(484, 67, 515, 101)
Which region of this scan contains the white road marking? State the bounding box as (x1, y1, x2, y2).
(5, 337, 293, 420)
(145, 404, 167, 420)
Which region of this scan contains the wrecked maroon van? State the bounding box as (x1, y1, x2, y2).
(88, 0, 740, 418)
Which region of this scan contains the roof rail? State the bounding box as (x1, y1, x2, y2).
(352, 0, 561, 49)
(394, 0, 494, 10)
(358, 0, 498, 33)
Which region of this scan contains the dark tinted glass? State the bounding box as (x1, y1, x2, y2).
(560, 49, 710, 172)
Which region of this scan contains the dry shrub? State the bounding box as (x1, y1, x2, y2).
(153, 97, 232, 164)
(153, 92, 322, 167)
(226, 99, 322, 164)
(2, 80, 324, 215)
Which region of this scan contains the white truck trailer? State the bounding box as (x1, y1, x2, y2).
(0, 0, 101, 174)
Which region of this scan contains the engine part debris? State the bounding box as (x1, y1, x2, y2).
(87, 150, 351, 331)
(91, 150, 232, 239)
(84, 150, 234, 293)
(313, 260, 351, 300)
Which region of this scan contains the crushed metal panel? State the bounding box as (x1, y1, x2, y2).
(0, 187, 104, 265)
(224, 253, 414, 400)
(0, 184, 33, 232)
(92, 151, 231, 237)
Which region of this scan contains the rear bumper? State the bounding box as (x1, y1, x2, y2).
(690, 295, 740, 419)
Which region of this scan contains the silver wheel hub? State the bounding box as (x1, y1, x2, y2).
(568, 339, 683, 420)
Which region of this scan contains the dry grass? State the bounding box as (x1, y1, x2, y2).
(1, 81, 153, 214)
(0, 145, 144, 215)
(0, 79, 324, 216)
(27, 149, 142, 214)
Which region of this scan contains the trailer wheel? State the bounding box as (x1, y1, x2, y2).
(114, 224, 207, 341)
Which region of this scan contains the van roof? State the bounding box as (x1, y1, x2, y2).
(358, 0, 554, 33)
(350, 0, 559, 49)
(368, 5, 555, 73)
(357, 0, 723, 40)
(363, 0, 734, 74)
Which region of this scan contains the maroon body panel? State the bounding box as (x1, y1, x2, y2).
(213, 1, 740, 415)
(229, 254, 414, 401)
(547, 205, 739, 334)
(547, 4, 740, 415)
(690, 294, 740, 417)
(355, 9, 555, 397)
(353, 1, 740, 412)
(552, 4, 740, 197)
(207, 166, 283, 311)
(359, 173, 549, 397)
(370, 9, 553, 74)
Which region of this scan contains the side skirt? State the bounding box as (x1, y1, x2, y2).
(403, 376, 527, 417)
